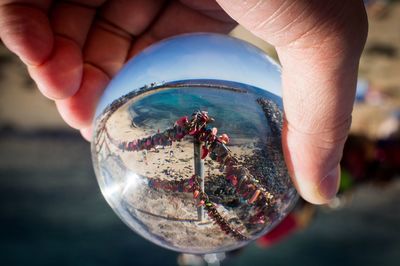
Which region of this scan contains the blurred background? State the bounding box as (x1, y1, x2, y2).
(0, 1, 399, 265)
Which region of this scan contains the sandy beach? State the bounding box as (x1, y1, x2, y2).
(92, 85, 295, 253)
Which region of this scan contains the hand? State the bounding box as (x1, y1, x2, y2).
(0, 0, 368, 204)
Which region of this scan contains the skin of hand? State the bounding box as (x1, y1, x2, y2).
(0, 0, 368, 204)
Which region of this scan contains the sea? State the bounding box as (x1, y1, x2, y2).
(128, 80, 282, 143)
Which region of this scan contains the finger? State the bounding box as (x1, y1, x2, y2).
(57, 0, 166, 130)
(29, 1, 104, 100)
(50, 1, 98, 48)
(80, 125, 93, 142)
(276, 2, 368, 204)
(217, 0, 368, 204)
(27, 36, 83, 99)
(0, 1, 52, 65)
(84, 0, 165, 77)
(100, 0, 165, 37)
(55, 63, 109, 129)
(128, 0, 236, 58)
(180, 0, 233, 22)
(278, 40, 362, 204)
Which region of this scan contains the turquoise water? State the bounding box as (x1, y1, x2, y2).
(129, 82, 280, 141)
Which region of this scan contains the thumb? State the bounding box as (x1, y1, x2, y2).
(217, 0, 368, 204)
(277, 40, 360, 204)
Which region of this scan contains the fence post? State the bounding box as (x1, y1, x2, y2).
(194, 139, 205, 221)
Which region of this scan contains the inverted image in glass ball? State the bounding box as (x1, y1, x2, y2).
(91, 33, 298, 254)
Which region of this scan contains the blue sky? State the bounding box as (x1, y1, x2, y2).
(95, 33, 282, 117)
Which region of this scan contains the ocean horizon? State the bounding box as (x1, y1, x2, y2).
(127, 80, 282, 143)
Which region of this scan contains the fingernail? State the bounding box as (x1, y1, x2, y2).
(317, 166, 340, 201)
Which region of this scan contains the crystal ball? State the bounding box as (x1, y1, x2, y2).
(91, 33, 298, 254)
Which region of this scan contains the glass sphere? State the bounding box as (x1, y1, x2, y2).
(91, 33, 298, 254)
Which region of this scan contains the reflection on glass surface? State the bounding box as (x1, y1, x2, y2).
(91, 34, 297, 254)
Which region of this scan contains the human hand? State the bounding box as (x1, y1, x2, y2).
(0, 0, 235, 137)
(217, 0, 368, 204)
(0, 0, 368, 205)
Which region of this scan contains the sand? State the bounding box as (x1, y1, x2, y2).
(92, 91, 295, 253)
